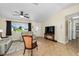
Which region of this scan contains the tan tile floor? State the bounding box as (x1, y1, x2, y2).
(5, 37, 78, 56)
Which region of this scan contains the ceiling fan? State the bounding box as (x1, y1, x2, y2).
(13, 11, 29, 18)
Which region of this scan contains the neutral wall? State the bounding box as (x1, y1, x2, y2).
(0, 19, 43, 40)
(32, 21, 43, 37)
(43, 5, 79, 44)
(0, 20, 6, 37)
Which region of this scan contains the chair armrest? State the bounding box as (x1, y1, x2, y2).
(32, 41, 37, 49)
(33, 39, 37, 43)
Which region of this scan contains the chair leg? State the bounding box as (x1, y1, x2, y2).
(31, 49, 33, 56)
(37, 45, 38, 50)
(23, 49, 26, 55)
(36, 46, 38, 50)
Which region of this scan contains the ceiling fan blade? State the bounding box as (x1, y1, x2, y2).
(14, 11, 20, 14)
(24, 14, 28, 15)
(13, 11, 29, 18)
(32, 3, 39, 5)
(24, 16, 29, 18)
(12, 14, 19, 16)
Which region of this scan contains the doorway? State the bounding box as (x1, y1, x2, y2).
(66, 13, 79, 55)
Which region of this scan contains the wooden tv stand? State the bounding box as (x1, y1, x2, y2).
(44, 33, 57, 42)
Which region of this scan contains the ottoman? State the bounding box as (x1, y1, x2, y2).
(0, 38, 12, 55)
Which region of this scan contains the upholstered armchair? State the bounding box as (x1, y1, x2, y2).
(21, 31, 38, 56)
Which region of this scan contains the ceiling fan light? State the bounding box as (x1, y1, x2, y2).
(20, 15, 24, 18)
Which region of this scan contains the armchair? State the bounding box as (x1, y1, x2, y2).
(22, 31, 38, 56)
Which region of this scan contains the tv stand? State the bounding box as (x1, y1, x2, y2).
(44, 33, 57, 42)
(44, 26, 57, 42)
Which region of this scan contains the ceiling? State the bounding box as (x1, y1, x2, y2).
(0, 3, 78, 22)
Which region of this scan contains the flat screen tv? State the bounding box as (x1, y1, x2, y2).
(45, 26, 55, 34)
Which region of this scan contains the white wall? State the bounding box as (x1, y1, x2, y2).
(67, 19, 73, 40)
(32, 21, 43, 37)
(43, 5, 79, 44)
(0, 20, 6, 37)
(0, 19, 43, 40)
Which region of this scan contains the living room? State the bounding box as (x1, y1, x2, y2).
(0, 3, 79, 56)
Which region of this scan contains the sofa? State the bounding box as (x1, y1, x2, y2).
(0, 38, 12, 55)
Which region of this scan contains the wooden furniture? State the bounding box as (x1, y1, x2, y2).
(44, 33, 54, 40)
(44, 33, 57, 42)
(44, 26, 57, 42)
(22, 35, 38, 56)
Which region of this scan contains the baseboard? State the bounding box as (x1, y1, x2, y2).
(57, 40, 68, 44)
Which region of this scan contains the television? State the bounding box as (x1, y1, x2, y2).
(45, 26, 55, 34)
(11, 22, 28, 32)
